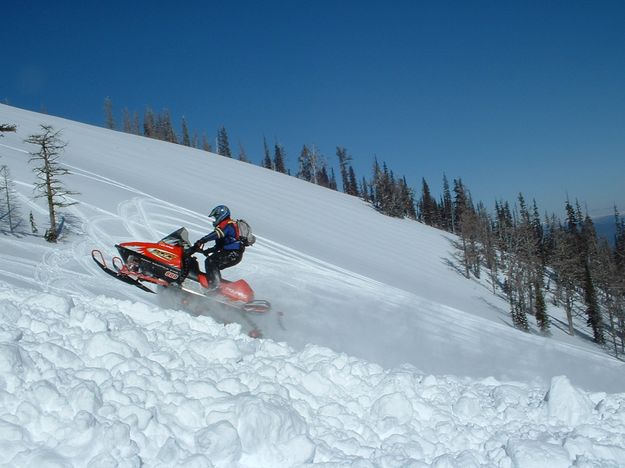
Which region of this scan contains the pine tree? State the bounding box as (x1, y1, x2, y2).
(157, 109, 177, 143)
(122, 108, 132, 133)
(347, 166, 359, 197)
(24, 125, 79, 242)
(336, 146, 352, 194)
(534, 279, 550, 333)
(132, 112, 140, 135)
(360, 177, 370, 203)
(217, 126, 232, 157)
(420, 178, 439, 226)
(238, 143, 250, 162)
(143, 107, 155, 137)
(201, 133, 212, 152)
(181, 117, 191, 146)
(316, 163, 330, 188)
(441, 174, 453, 232)
(273, 142, 287, 173)
(261, 137, 273, 169)
(297, 144, 313, 181)
(583, 263, 604, 344)
(329, 167, 337, 191)
(104, 97, 115, 130)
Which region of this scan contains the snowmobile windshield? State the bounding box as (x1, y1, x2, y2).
(158, 228, 191, 247)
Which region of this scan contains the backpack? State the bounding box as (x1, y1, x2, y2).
(236, 219, 256, 246)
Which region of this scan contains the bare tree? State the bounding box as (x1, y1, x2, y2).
(0, 165, 22, 233)
(24, 125, 78, 242)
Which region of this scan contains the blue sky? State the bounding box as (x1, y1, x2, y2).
(2, 0, 624, 217)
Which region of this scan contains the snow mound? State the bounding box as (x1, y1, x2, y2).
(1, 282, 625, 467)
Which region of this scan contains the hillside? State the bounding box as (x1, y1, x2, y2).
(0, 103, 624, 466)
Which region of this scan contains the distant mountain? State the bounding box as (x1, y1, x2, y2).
(593, 214, 618, 246)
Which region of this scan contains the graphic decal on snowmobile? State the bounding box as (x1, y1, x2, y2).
(148, 248, 177, 262)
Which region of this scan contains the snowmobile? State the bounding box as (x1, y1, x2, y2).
(91, 227, 271, 315)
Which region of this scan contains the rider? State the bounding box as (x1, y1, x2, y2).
(188, 205, 244, 290)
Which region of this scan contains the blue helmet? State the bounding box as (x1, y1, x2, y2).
(209, 205, 230, 226)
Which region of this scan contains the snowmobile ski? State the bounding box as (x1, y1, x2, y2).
(91, 249, 155, 294)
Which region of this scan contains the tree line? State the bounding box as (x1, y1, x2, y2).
(416, 175, 625, 357)
(104, 98, 421, 221)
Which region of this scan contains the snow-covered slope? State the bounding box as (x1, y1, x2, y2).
(1, 104, 624, 467)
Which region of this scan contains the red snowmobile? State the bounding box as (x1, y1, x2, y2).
(92, 227, 270, 314)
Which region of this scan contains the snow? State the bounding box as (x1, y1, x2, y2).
(1, 103, 625, 466)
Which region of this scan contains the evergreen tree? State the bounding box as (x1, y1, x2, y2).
(217, 126, 232, 157)
(583, 263, 604, 343)
(360, 177, 370, 203)
(420, 178, 439, 226)
(122, 108, 132, 133)
(24, 125, 79, 242)
(262, 137, 273, 169)
(347, 166, 359, 197)
(104, 97, 115, 130)
(132, 111, 140, 135)
(143, 107, 155, 137)
(336, 147, 352, 194)
(237, 143, 250, 162)
(156, 109, 177, 143)
(329, 167, 337, 191)
(201, 133, 212, 152)
(316, 163, 330, 188)
(441, 174, 453, 232)
(297, 144, 313, 182)
(273, 142, 287, 173)
(534, 279, 550, 333)
(181, 117, 191, 146)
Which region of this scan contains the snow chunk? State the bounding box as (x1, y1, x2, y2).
(195, 420, 241, 467)
(235, 396, 315, 466)
(85, 332, 136, 360)
(0, 343, 29, 374)
(544, 375, 593, 426)
(9, 448, 74, 468)
(371, 392, 414, 425)
(68, 381, 103, 414)
(506, 438, 570, 468)
(188, 338, 243, 363)
(453, 393, 481, 420)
